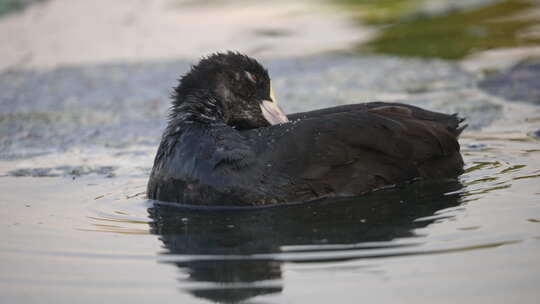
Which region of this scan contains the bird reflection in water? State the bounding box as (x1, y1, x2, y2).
(148, 179, 464, 303)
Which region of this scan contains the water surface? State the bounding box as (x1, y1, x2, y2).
(1, 0, 540, 303)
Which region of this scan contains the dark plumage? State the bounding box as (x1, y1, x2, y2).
(147, 52, 466, 206)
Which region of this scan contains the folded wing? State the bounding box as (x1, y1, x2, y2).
(249, 103, 465, 198)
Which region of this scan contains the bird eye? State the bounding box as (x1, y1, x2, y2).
(244, 71, 257, 84)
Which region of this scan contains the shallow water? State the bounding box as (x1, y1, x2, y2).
(1, 0, 540, 303)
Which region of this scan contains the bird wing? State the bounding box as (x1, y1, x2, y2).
(287, 102, 466, 136)
(246, 103, 463, 197)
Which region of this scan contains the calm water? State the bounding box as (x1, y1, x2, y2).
(1, 0, 540, 303)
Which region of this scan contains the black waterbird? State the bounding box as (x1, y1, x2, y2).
(147, 52, 466, 206)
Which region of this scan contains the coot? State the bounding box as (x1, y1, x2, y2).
(147, 52, 466, 206)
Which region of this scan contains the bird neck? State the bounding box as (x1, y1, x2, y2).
(169, 89, 228, 126)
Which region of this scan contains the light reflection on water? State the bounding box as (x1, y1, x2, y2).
(2, 75, 539, 303)
(0, 56, 530, 300)
(1, 111, 539, 304)
(70, 125, 540, 303)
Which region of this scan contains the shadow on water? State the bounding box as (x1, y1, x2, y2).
(148, 179, 464, 303)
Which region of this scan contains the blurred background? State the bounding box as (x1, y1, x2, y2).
(1, 0, 540, 69)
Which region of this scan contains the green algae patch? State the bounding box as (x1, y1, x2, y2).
(360, 0, 540, 59)
(0, 0, 43, 17)
(334, 0, 424, 24)
(335, 0, 540, 59)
